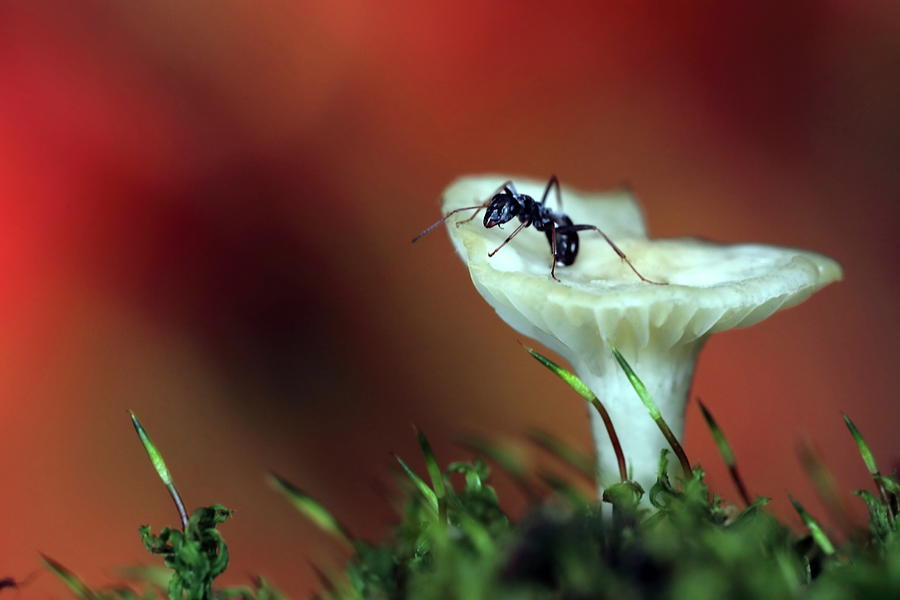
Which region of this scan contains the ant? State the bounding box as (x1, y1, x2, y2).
(412, 176, 664, 284)
(0, 572, 38, 593)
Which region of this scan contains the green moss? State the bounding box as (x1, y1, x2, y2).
(40, 360, 900, 599)
(319, 441, 900, 599)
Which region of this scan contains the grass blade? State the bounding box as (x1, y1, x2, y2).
(129, 411, 189, 530)
(697, 399, 751, 506)
(309, 562, 340, 597)
(527, 429, 595, 482)
(41, 555, 98, 600)
(268, 473, 352, 543)
(524, 344, 595, 401)
(414, 426, 448, 521)
(394, 454, 440, 514)
(538, 471, 589, 507)
(843, 413, 895, 521)
(796, 440, 857, 537)
(843, 414, 877, 474)
(524, 345, 627, 482)
(117, 565, 172, 590)
(609, 343, 691, 477)
(789, 495, 836, 555)
(129, 411, 172, 487)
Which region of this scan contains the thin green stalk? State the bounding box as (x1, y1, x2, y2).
(789, 495, 836, 556)
(527, 429, 595, 482)
(523, 344, 628, 482)
(309, 562, 340, 597)
(129, 411, 189, 531)
(588, 395, 629, 483)
(797, 440, 857, 537)
(697, 399, 751, 506)
(843, 413, 895, 523)
(268, 473, 353, 543)
(394, 454, 440, 515)
(414, 426, 448, 523)
(609, 343, 691, 478)
(41, 555, 98, 600)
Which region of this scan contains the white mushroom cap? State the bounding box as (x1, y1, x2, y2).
(442, 175, 842, 493)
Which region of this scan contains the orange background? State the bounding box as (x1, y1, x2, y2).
(1, 2, 899, 597)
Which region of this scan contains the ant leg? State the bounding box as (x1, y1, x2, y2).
(549, 225, 561, 282)
(558, 224, 666, 285)
(411, 204, 485, 243)
(488, 220, 530, 257)
(539, 175, 562, 211)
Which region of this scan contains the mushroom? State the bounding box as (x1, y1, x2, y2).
(438, 174, 842, 494)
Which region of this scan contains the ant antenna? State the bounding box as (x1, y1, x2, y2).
(411, 204, 485, 243)
(412, 181, 520, 244)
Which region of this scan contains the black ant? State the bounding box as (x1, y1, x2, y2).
(412, 176, 664, 284)
(0, 572, 38, 593)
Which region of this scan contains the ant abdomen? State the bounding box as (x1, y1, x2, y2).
(543, 215, 579, 266)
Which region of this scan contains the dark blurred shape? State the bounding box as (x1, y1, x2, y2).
(83, 156, 357, 402)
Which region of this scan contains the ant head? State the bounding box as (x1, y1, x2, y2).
(483, 193, 520, 228)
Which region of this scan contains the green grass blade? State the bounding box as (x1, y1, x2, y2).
(843, 414, 878, 475)
(527, 429, 595, 482)
(395, 454, 440, 514)
(843, 413, 895, 521)
(697, 400, 734, 466)
(415, 427, 446, 499)
(268, 473, 352, 543)
(538, 471, 589, 507)
(609, 343, 691, 477)
(129, 411, 189, 530)
(309, 562, 340, 597)
(697, 399, 751, 506)
(130, 411, 173, 487)
(117, 565, 172, 590)
(524, 345, 627, 482)
(797, 441, 856, 537)
(415, 426, 447, 520)
(789, 495, 836, 555)
(524, 346, 594, 401)
(609, 344, 658, 418)
(41, 555, 98, 600)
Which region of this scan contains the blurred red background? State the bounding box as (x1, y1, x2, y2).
(2, 1, 899, 597)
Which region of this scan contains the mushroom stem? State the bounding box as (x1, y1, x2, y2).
(570, 341, 705, 494)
